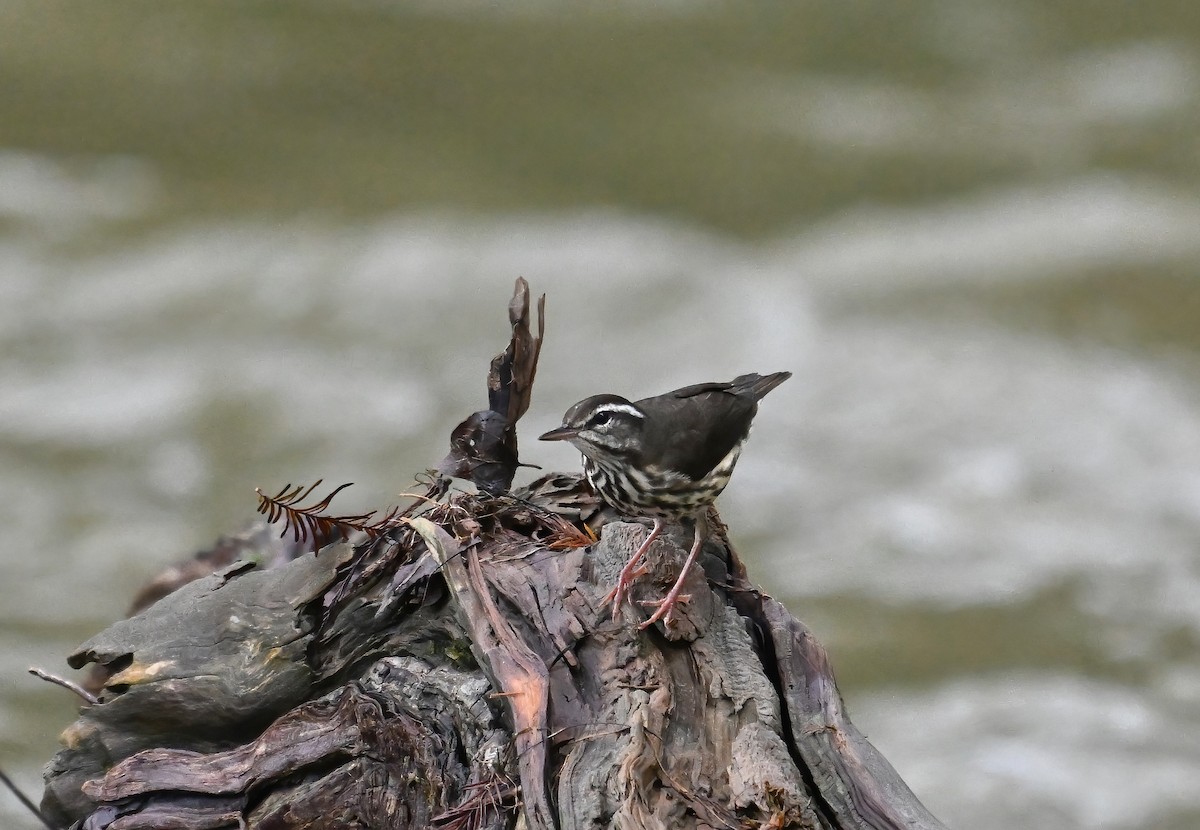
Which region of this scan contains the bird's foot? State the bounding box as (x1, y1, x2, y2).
(637, 586, 692, 629)
(602, 518, 664, 620)
(637, 518, 707, 630)
(602, 561, 650, 617)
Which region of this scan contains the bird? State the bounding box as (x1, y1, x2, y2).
(539, 371, 791, 628)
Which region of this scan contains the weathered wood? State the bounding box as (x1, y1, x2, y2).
(39, 279, 948, 829)
(43, 478, 947, 830)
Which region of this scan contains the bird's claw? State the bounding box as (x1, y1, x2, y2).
(603, 563, 650, 618)
(602, 520, 663, 620)
(637, 591, 692, 629)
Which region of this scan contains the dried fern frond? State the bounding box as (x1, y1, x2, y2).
(542, 513, 595, 551)
(255, 480, 402, 546)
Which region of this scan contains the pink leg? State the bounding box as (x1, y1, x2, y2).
(603, 517, 664, 617)
(639, 520, 705, 629)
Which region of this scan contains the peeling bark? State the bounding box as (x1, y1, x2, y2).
(40, 280, 948, 829)
(43, 481, 948, 830)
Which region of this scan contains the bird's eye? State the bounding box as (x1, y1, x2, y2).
(590, 411, 612, 427)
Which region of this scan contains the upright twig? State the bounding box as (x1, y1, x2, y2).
(438, 278, 547, 495)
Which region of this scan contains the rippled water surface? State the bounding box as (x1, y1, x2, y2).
(3, 3, 1200, 828)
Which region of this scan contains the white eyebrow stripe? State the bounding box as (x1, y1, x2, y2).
(595, 403, 644, 419)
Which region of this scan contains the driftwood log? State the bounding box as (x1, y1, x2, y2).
(40, 280, 948, 830)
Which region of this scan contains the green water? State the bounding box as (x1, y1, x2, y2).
(3, 3, 1200, 828)
(5, 2, 1197, 234)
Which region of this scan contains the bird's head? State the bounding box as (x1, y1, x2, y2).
(539, 394, 646, 460)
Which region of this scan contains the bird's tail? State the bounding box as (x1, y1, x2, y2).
(729, 371, 792, 400)
(674, 371, 792, 401)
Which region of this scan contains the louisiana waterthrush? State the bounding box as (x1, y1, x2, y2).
(539, 371, 791, 627)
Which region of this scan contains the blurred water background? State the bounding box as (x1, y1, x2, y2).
(3, 2, 1200, 828)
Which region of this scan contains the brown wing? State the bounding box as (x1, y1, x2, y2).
(635, 388, 758, 481)
(635, 372, 790, 480)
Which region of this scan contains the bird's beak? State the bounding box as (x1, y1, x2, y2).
(539, 426, 578, 441)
